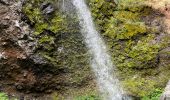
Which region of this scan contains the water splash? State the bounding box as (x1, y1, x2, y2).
(72, 0, 124, 99)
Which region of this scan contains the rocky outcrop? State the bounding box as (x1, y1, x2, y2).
(0, 0, 93, 98)
(0, 0, 51, 94)
(0, 0, 170, 99)
(89, 0, 170, 97)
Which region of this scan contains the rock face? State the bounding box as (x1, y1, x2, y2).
(160, 81, 170, 100)
(40, 3, 54, 14)
(0, 0, 170, 99)
(0, 0, 52, 94)
(89, 0, 170, 97)
(0, 0, 93, 98)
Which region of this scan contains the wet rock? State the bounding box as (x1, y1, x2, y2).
(29, 54, 48, 65)
(19, 95, 25, 100)
(122, 94, 140, 100)
(0, 52, 6, 60)
(0, 20, 9, 29)
(159, 47, 170, 65)
(40, 2, 50, 10)
(0, 0, 17, 5)
(41, 3, 54, 14)
(17, 40, 37, 55)
(0, 0, 10, 5)
(0, 52, 3, 59)
(15, 83, 24, 90)
(160, 80, 170, 100)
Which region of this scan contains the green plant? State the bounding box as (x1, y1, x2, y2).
(142, 88, 163, 100)
(74, 95, 100, 100)
(0, 93, 8, 100)
(123, 78, 156, 97)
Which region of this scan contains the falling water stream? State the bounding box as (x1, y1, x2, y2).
(72, 0, 125, 99)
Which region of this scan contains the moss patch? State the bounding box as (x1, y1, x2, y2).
(22, 0, 170, 98)
(89, 0, 170, 97)
(22, 0, 94, 96)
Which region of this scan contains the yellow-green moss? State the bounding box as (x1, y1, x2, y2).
(117, 0, 146, 12)
(113, 11, 140, 22)
(23, 4, 43, 23)
(22, 0, 92, 94)
(123, 78, 156, 97)
(39, 35, 54, 44)
(34, 23, 48, 35)
(113, 34, 160, 69)
(22, 0, 170, 98)
(89, 0, 168, 97)
(23, 0, 77, 35)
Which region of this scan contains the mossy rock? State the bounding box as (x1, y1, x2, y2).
(22, 0, 93, 96)
(89, 0, 170, 97)
(21, 0, 170, 98)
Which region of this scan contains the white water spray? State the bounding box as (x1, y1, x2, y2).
(72, 0, 124, 99)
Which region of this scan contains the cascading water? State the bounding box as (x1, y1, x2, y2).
(72, 0, 125, 99)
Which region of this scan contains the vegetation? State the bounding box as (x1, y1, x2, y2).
(22, 0, 93, 94)
(89, 0, 169, 97)
(0, 93, 8, 100)
(20, 0, 170, 98)
(141, 88, 163, 100)
(23, 2, 72, 35)
(74, 95, 100, 100)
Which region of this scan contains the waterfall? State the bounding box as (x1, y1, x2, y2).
(72, 0, 124, 99)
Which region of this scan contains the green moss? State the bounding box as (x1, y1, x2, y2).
(22, 0, 170, 98)
(22, 0, 91, 95)
(123, 78, 156, 97)
(117, 0, 146, 12)
(39, 35, 54, 44)
(23, 0, 77, 35)
(52, 93, 65, 100)
(113, 11, 140, 22)
(113, 34, 160, 69)
(23, 4, 43, 23)
(141, 88, 163, 100)
(41, 53, 57, 62)
(74, 95, 100, 100)
(37, 31, 91, 86)
(89, 0, 168, 97)
(117, 22, 147, 39)
(48, 15, 66, 33)
(71, 88, 100, 100)
(129, 38, 158, 60)
(34, 23, 48, 35)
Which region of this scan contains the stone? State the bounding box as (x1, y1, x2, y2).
(44, 5, 54, 14)
(0, 22, 9, 29)
(0, 52, 3, 59)
(40, 2, 54, 14)
(0, 52, 6, 60)
(160, 81, 170, 100)
(0, 0, 9, 5)
(0, 0, 15, 5)
(30, 54, 48, 65)
(40, 2, 49, 10)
